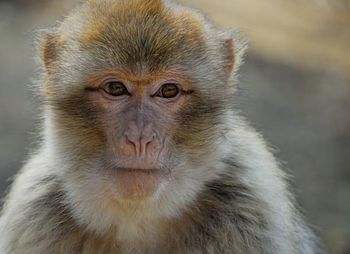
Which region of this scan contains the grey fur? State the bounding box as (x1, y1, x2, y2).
(0, 117, 323, 253)
(0, 0, 323, 253)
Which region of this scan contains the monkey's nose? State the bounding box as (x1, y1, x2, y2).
(124, 126, 156, 157)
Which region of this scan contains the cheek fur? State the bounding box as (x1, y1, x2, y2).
(173, 94, 224, 154)
(49, 86, 204, 162)
(48, 89, 108, 156)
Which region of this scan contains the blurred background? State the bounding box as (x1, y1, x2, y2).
(0, 0, 349, 253)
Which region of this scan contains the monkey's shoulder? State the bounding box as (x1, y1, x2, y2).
(178, 175, 273, 252)
(0, 158, 84, 253)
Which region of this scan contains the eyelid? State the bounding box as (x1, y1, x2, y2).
(152, 83, 176, 96)
(152, 80, 180, 93)
(99, 80, 132, 99)
(100, 78, 126, 87)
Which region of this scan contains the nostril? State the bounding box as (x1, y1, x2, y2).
(142, 133, 156, 146)
(125, 137, 135, 146)
(139, 133, 155, 157)
(124, 131, 130, 142)
(124, 131, 140, 156)
(124, 127, 156, 157)
(124, 131, 138, 146)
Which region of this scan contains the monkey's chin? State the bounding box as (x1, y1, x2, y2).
(112, 168, 166, 200)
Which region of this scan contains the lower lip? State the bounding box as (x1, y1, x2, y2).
(111, 168, 166, 199)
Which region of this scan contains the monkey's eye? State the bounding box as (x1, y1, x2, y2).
(103, 81, 129, 97)
(157, 83, 180, 99)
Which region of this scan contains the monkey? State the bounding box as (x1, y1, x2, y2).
(0, 0, 323, 253)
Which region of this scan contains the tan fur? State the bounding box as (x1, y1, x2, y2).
(0, 1, 322, 253)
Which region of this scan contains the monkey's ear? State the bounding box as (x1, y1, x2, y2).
(40, 32, 59, 72)
(222, 31, 248, 79)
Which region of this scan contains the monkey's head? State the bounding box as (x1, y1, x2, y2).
(40, 0, 245, 221)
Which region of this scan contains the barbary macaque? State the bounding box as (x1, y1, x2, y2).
(0, 0, 322, 253)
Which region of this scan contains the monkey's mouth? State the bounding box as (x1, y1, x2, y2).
(108, 167, 168, 199)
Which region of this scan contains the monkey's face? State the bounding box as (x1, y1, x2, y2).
(42, 0, 234, 206)
(81, 70, 198, 199)
(50, 65, 225, 201)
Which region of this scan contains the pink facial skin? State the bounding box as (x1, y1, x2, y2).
(85, 70, 194, 199)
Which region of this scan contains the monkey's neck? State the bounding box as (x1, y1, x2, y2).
(56, 171, 269, 253)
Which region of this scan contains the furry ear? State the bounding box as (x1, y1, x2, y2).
(223, 31, 248, 79)
(40, 32, 59, 73)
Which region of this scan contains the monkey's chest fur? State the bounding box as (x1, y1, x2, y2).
(6, 174, 271, 254)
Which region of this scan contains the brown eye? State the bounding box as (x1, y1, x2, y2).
(157, 83, 180, 99)
(104, 81, 129, 97)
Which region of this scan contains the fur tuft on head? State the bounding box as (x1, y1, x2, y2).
(39, 0, 247, 90)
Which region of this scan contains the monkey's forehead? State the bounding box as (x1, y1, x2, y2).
(57, 0, 212, 72)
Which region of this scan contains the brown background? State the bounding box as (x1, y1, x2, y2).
(0, 1, 349, 253)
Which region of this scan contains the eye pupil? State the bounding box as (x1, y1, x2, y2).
(105, 81, 128, 96)
(160, 83, 179, 99)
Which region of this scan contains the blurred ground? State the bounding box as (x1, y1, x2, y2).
(0, 1, 349, 253)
